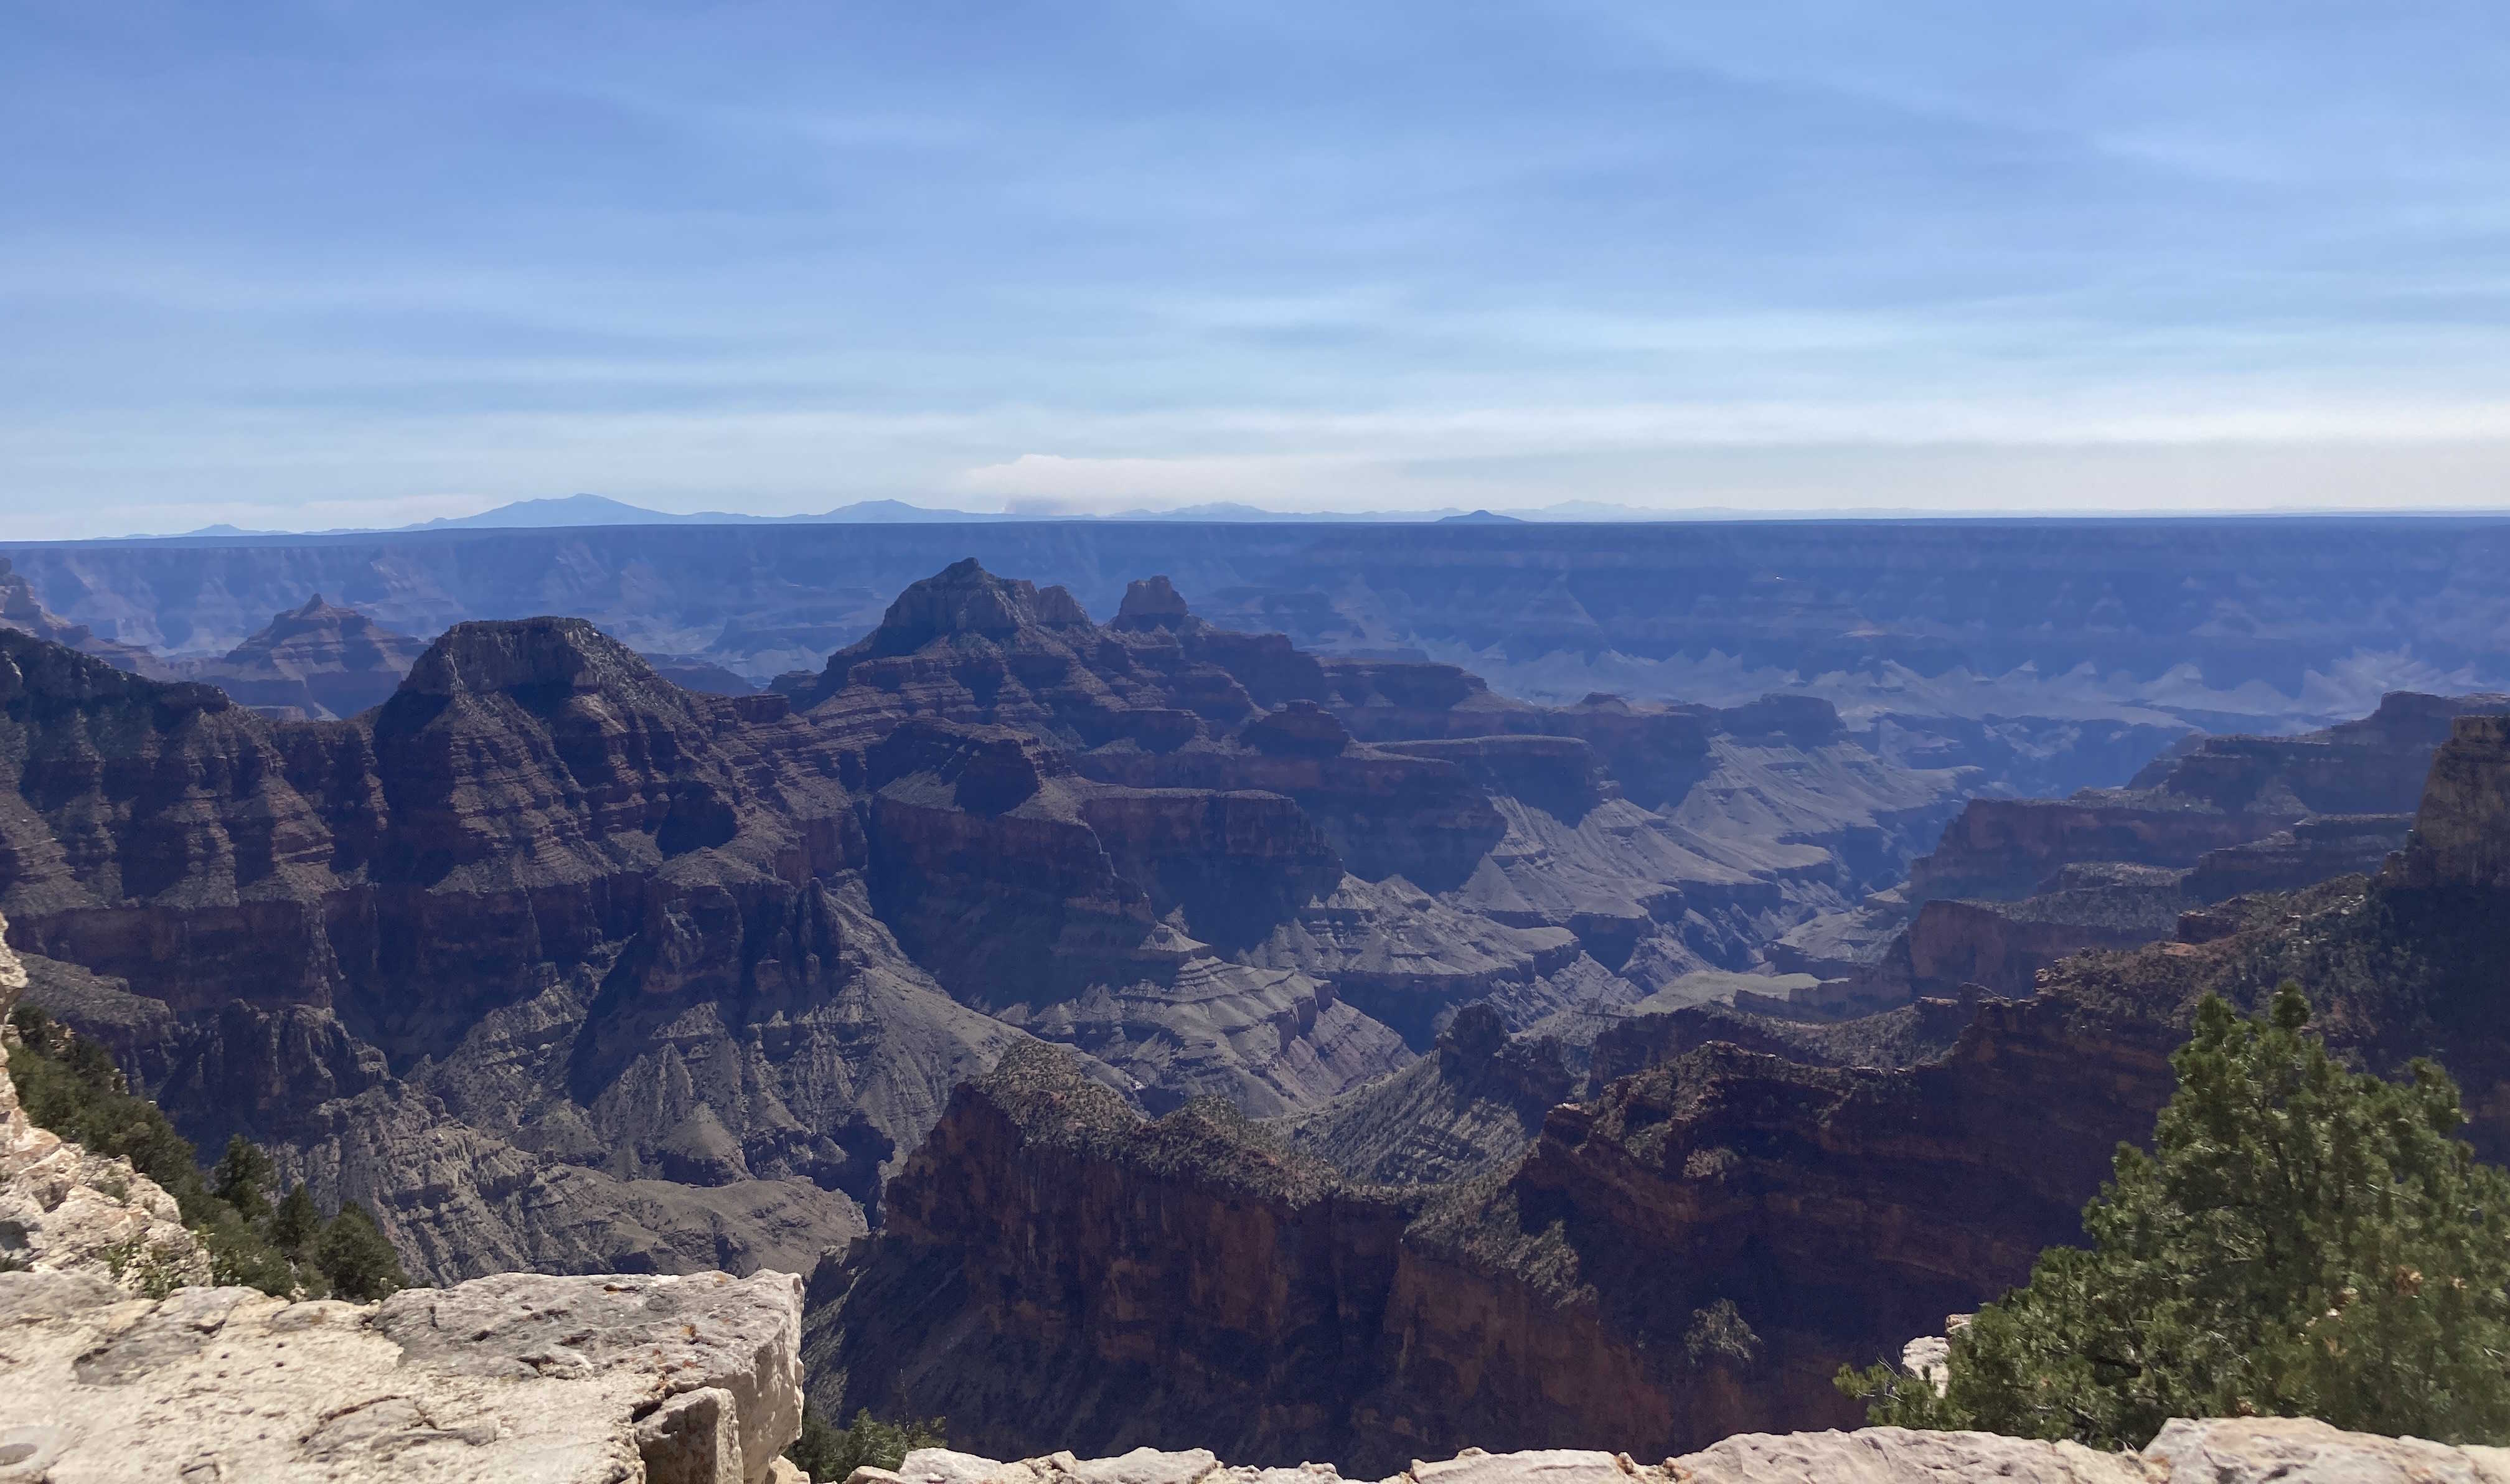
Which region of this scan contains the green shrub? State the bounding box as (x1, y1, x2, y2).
(314, 1201, 407, 1301)
(6, 1006, 409, 1302)
(785, 1407, 948, 1482)
(1841, 984, 2510, 1447)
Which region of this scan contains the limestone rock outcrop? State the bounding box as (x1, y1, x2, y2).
(0, 1265, 804, 1483)
(863, 1418, 2510, 1484)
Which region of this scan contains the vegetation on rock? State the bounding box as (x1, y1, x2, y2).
(7, 1005, 407, 1300)
(1841, 984, 2510, 1446)
(785, 1406, 947, 1482)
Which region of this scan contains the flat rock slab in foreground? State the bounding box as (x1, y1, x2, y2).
(872, 1419, 2510, 1484)
(0, 1267, 804, 1483)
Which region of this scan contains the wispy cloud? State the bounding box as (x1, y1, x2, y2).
(5, 2, 2509, 537)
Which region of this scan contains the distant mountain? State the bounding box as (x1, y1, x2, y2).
(138, 497, 1790, 540)
(1102, 502, 1465, 522)
(806, 499, 1005, 524)
(405, 494, 1008, 530)
(406, 494, 697, 529)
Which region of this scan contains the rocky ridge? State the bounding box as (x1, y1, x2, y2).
(789, 564, 1970, 1048)
(809, 982, 2181, 1470)
(12, 517, 2508, 733)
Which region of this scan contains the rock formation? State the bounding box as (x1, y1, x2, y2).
(1, 909, 210, 1292)
(0, 561, 1980, 1286)
(2402, 715, 2510, 892)
(0, 621, 1014, 1283)
(1776, 692, 2509, 1008)
(867, 1419, 2510, 1484)
(172, 593, 431, 720)
(1907, 690, 2505, 906)
(786, 561, 1968, 1051)
(10, 518, 2508, 734)
(0, 555, 171, 679)
(817, 700, 2510, 1464)
(0, 1265, 804, 1483)
(809, 979, 2183, 1472)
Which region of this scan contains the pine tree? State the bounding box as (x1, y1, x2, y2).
(783, 1407, 948, 1480)
(313, 1201, 408, 1302)
(210, 1135, 274, 1223)
(270, 1183, 322, 1257)
(1841, 984, 2510, 1447)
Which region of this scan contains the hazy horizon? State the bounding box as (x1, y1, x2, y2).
(9, 3, 2509, 540)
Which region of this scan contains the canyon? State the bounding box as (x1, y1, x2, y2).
(810, 708, 2510, 1467)
(5, 529, 2509, 1472)
(0, 555, 1989, 1294)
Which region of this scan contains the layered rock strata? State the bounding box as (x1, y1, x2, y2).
(1778, 691, 2509, 1009)
(0, 621, 1004, 1282)
(1906, 691, 2506, 906)
(817, 711, 2510, 1463)
(172, 593, 430, 720)
(0, 1265, 804, 1483)
(0, 556, 172, 679)
(786, 561, 1969, 1048)
(13, 517, 2508, 733)
(810, 989, 2183, 1472)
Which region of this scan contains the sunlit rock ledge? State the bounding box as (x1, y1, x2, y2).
(865, 1421, 2510, 1484)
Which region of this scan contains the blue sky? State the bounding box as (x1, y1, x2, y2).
(6, 1, 2509, 535)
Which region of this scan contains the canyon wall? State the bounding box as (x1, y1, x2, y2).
(812, 989, 2182, 1473)
(10, 517, 2507, 728)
